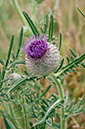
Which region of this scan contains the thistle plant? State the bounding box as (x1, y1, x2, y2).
(0, 1, 85, 129)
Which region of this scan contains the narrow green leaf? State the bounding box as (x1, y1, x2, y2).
(68, 69, 73, 73)
(12, 52, 15, 59)
(8, 75, 37, 92)
(82, 108, 85, 115)
(0, 67, 5, 88)
(33, 99, 61, 127)
(67, 101, 74, 112)
(77, 6, 85, 17)
(5, 35, 14, 67)
(41, 99, 49, 107)
(48, 15, 54, 41)
(44, 15, 48, 33)
(0, 59, 4, 65)
(53, 0, 59, 14)
(3, 115, 11, 129)
(9, 60, 25, 68)
(58, 33, 62, 51)
(1, 78, 9, 83)
(54, 53, 85, 78)
(22, 11, 39, 35)
(40, 85, 51, 98)
(71, 68, 76, 72)
(74, 109, 82, 114)
(77, 99, 82, 109)
(53, 122, 60, 128)
(0, 88, 3, 92)
(0, 110, 11, 129)
(66, 57, 70, 63)
(69, 48, 77, 57)
(80, 62, 85, 68)
(40, 27, 44, 33)
(56, 113, 60, 123)
(69, 48, 85, 67)
(8, 76, 28, 92)
(70, 56, 74, 61)
(54, 58, 64, 73)
(16, 27, 23, 58)
(29, 122, 34, 129)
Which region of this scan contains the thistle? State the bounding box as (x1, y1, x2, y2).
(24, 35, 60, 76)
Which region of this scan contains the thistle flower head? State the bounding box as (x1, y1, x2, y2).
(24, 35, 60, 76)
(24, 35, 48, 59)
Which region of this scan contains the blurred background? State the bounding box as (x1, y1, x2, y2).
(0, 0, 85, 128)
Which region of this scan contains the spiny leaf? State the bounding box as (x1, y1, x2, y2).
(54, 53, 85, 78)
(23, 11, 39, 35)
(70, 48, 85, 68)
(33, 99, 61, 127)
(16, 27, 23, 58)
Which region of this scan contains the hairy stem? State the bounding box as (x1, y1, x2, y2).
(8, 101, 22, 129)
(22, 95, 29, 129)
(51, 73, 65, 129)
(11, 0, 28, 26)
(2, 101, 22, 129)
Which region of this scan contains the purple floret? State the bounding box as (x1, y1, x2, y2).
(24, 35, 48, 59)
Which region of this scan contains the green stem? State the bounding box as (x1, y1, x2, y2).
(11, 0, 28, 26)
(51, 73, 65, 129)
(22, 95, 28, 129)
(2, 102, 22, 129)
(8, 101, 22, 129)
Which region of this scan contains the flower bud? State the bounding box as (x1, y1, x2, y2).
(8, 73, 21, 85)
(24, 35, 60, 76)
